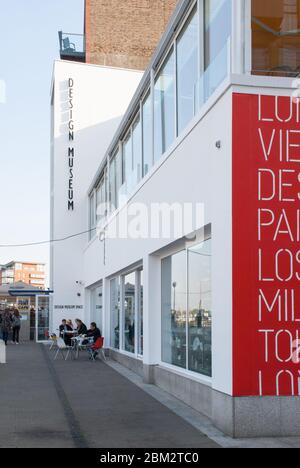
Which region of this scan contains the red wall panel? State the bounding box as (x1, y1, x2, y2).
(233, 92, 300, 396)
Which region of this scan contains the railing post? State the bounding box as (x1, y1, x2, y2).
(58, 31, 63, 53)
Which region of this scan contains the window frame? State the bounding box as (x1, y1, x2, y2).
(95, 169, 107, 225)
(109, 266, 144, 359)
(153, 44, 176, 161)
(88, 189, 97, 241)
(121, 108, 143, 198)
(176, 3, 200, 135)
(141, 87, 153, 177)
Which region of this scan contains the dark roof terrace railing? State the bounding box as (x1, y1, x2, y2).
(58, 31, 86, 62)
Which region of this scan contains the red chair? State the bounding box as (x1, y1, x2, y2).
(90, 337, 106, 361)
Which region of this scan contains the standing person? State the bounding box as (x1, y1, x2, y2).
(12, 309, 22, 345)
(1, 309, 12, 346)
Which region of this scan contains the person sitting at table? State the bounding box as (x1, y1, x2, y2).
(59, 319, 73, 346)
(75, 319, 88, 336)
(67, 319, 74, 330)
(86, 322, 102, 344)
(86, 323, 102, 360)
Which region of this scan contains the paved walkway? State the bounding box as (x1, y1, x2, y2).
(0, 343, 219, 448)
(1, 343, 300, 449)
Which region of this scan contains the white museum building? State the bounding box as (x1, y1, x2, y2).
(50, 0, 300, 437)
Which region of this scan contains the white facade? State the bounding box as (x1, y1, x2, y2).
(51, 0, 300, 437)
(50, 61, 142, 326)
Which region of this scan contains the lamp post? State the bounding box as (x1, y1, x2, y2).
(172, 281, 177, 313)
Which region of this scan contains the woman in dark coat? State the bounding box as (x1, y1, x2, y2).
(1, 309, 12, 346)
(75, 319, 88, 336)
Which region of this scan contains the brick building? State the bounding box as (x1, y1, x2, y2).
(85, 0, 177, 69)
(0, 261, 46, 289)
(60, 0, 177, 69)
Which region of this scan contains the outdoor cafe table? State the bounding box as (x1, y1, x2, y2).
(71, 336, 93, 359)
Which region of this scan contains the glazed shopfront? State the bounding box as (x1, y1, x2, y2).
(0, 282, 51, 342)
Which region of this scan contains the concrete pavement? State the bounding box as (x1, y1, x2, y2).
(0, 342, 219, 448)
(1, 342, 300, 448)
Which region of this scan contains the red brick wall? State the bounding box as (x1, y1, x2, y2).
(85, 0, 178, 69)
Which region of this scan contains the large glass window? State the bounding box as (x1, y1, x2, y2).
(161, 238, 212, 377)
(89, 191, 96, 240)
(91, 285, 103, 334)
(122, 114, 142, 199)
(132, 115, 142, 187)
(204, 0, 231, 100)
(252, 0, 300, 77)
(88, 1, 232, 224)
(154, 48, 175, 162)
(142, 91, 153, 176)
(96, 174, 106, 225)
(123, 132, 133, 198)
(162, 251, 187, 370)
(110, 278, 120, 349)
(123, 272, 136, 354)
(109, 148, 122, 210)
(109, 155, 116, 210)
(177, 7, 199, 134)
(109, 269, 143, 356)
(188, 240, 212, 377)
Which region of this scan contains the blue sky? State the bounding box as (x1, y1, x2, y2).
(0, 0, 84, 274)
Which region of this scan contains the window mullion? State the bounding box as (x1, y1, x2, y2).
(120, 276, 124, 352)
(244, 0, 252, 74)
(186, 249, 189, 371)
(135, 270, 139, 357)
(198, 0, 205, 107)
(150, 68, 155, 167)
(174, 37, 178, 138)
(140, 100, 144, 178)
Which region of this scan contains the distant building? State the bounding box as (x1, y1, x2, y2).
(0, 262, 46, 289)
(59, 0, 177, 70)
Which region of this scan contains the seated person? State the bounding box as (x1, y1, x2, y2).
(87, 322, 102, 343)
(59, 319, 73, 346)
(86, 323, 102, 360)
(75, 319, 88, 336)
(67, 319, 74, 330)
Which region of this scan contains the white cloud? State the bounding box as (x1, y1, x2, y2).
(0, 80, 6, 104)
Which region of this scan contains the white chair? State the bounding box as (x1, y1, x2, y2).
(54, 337, 74, 361)
(49, 334, 58, 351)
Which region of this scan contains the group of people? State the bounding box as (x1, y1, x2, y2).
(0, 309, 22, 346)
(59, 319, 101, 358)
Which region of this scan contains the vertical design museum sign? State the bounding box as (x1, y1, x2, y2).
(68, 78, 74, 211)
(233, 93, 300, 397)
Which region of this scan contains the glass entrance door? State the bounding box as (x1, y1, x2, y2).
(35, 295, 50, 342)
(91, 284, 103, 334)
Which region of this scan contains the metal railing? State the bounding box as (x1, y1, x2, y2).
(58, 31, 86, 61)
